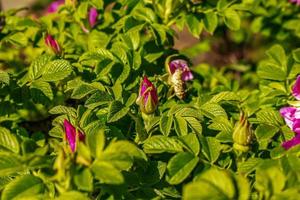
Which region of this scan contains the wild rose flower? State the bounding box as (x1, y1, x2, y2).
(89, 7, 99, 28)
(64, 119, 85, 152)
(45, 34, 61, 55)
(232, 113, 253, 152)
(168, 59, 193, 82)
(47, 0, 64, 13)
(279, 75, 300, 149)
(136, 76, 158, 114)
(290, 0, 300, 5)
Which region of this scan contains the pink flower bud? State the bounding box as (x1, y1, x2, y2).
(290, 0, 300, 5)
(89, 7, 99, 28)
(167, 59, 193, 82)
(47, 0, 65, 14)
(136, 76, 158, 114)
(64, 119, 85, 153)
(45, 34, 61, 55)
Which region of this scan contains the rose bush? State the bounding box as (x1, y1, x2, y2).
(0, 0, 300, 199)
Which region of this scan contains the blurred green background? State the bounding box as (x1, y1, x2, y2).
(2, 0, 36, 10)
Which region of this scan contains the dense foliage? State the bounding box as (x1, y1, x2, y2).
(0, 0, 300, 199)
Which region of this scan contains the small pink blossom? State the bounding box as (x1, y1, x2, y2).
(168, 59, 193, 81)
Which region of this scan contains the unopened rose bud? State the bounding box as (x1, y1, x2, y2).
(45, 34, 61, 55)
(232, 113, 253, 152)
(89, 7, 99, 28)
(136, 76, 158, 114)
(46, 0, 65, 14)
(64, 119, 85, 153)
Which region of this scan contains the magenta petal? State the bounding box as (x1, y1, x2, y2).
(47, 0, 64, 13)
(89, 8, 98, 28)
(280, 107, 297, 130)
(292, 120, 300, 134)
(282, 134, 300, 150)
(182, 71, 194, 81)
(64, 119, 76, 152)
(292, 75, 300, 100)
(169, 59, 193, 81)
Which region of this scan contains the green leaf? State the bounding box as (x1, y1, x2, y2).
(104, 140, 147, 161)
(0, 71, 10, 85)
(7, 32, 28, 46)
(179, 134, 200, 156)
(235, 174, 250, 200)
(266, 44, 286, 68)
(200, 103, 227, 119)
(107, 101, 130, 123)
(49, 105, 77, 118)
(203, 11, 218, 34)
(200, 136, 221, 163)
(56, 191, 90, 200)
(184, 168, 241, 200)
(224, 9, 240, 31)
(1, 175, 44, 200)
(40, 59, 73, 82)
(237, 158, 261, 175)
(257, 60, 286, 81)
(30, 80, 53, 100)
(125, 93, 138, 107)
(209, 91, 239, 103)
(0, 127, 19, 153)
(292, 48, 300, 63)
(97, 151, 133, 171)
(71, 83, 97, 99)
(184, 117, 202, 135)
(255, 124, 279, 142)
(255, 167, 286, 196)
(174, 116, 188, 136)
(185, 14, 203, 38)
(184, 179, 228, 200)
(91, 161, 124, 185)
(209, 116, 233, 142)
(87, 129, 105, 158)
(85, 91, 112, 109)
(28, 54, 52, 80)
(143, 136, 184, 154)
(256, 108, 283, 127)
(160, 113, 173, 136)
(217, 0, 229, 11)
(118, 64, 131, 83)
(112, 80, 123, 101)
(0, 153, 24, 176)
(74, 169, 93, 191)
(166, 152, 199, 185)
